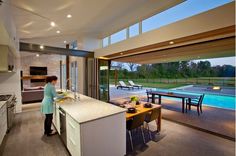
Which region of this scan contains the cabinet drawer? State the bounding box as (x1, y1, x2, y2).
(66, 115, 81, 156)
(67, 136, 81, 156)
(0, 121, 7, 145)
(0, 104, 6, 114)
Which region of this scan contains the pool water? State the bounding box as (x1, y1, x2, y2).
(155, 89, 236, 110)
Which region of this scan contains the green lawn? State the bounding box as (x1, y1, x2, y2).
(131, 82, 187, 89)
(110, 80, 187, 89)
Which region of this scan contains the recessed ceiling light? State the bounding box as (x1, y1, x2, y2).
(36, 54, 39, 57)
(169, 41, 174, 44)
(67, 14, 72, 18)
(50, 21, 55, 27)
(56, 30, 60, 34)
(64, 40, 67, 43)
(40, 45, 44, 49)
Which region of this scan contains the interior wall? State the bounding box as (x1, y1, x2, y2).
(20, 52, 66, 89)
(94, 2, 235, 57)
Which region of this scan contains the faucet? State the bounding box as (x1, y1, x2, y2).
(66, 78, 78, 100)
(66, 79, 71, 92)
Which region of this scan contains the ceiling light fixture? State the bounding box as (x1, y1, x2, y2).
(56, 30, 60, 34)
(36, 54, 39, 57)
(169, 41, 174, 44)
(67, 14, 72, 18)
(64, 40, 67, 43)
(40, 45, 44, 49)
(50, 21, 55, 27)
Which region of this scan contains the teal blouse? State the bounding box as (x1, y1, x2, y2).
(41, 83, 58, 114)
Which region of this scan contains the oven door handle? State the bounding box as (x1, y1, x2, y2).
(8, 105, 15, 108)
(59, 110, 66, 116)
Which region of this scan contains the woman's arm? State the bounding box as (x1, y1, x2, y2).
(51, 86, 63, 99)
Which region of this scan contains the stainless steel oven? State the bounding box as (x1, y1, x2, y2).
(0, 94, 16, 132)
(59, 107, 67, 146)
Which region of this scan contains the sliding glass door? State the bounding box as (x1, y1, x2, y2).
(98, 59, 110, 102)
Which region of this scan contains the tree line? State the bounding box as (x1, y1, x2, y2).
(110, 61, 235, 79)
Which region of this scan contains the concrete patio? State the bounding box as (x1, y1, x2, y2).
(110, 85, 235, 140)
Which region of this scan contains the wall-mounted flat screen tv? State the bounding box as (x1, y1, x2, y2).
(30, 66, 47, 75)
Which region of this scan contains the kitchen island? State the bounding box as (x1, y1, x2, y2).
(53, 93, 126, 156)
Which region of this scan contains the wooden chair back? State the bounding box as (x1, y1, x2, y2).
(127, 113, 146, 130)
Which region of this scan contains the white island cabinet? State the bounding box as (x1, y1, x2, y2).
(56, 94, 126, 156)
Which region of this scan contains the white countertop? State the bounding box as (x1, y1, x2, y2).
(57, 93, 126, 124)
(0, 101, 6, 109)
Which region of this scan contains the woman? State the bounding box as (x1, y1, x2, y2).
(41, 76, 61, 136)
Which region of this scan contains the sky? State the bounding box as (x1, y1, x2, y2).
(194, 56, 235, 67)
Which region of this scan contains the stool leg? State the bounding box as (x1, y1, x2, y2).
(147, 123, 152, 140)
(141, 126, 146, 144)
(128, 131, 133, 151)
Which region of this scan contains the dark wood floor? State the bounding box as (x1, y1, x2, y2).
(0, 104, 235, 156)
(0, 110, 69, 156)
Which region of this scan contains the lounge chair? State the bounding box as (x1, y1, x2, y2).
(128, 80, 143, 89)
(205, 86, 221, 92)
(117, 81, 133, 90)
(185, 94, 205, 116)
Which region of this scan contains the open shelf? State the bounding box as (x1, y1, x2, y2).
(21, 75, 47, 80)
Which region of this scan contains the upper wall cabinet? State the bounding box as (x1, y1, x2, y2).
(0, 45, 15, 72)
(0, 22, 18, 56)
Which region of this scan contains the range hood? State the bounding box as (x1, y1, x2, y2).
(0, 45, 15, 72)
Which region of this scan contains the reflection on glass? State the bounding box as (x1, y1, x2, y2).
(99, 60, 110, 102)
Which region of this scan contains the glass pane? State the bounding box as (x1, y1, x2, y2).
(110, 29, 126, 44)
(99, 60, 110, 102)
(70, 61, 78, 91)
(62, 64, 66, 89)
(129, 23, 139, 38)
(70, 40, 78, 49)
(102, 37, 109, 47)
(142, 0, 233, 33)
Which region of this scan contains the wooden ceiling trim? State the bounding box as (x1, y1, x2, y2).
(105, 25, 235, 59)
(114, 36, 235, 64)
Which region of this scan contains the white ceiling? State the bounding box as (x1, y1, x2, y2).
(6, 0, 184, 47)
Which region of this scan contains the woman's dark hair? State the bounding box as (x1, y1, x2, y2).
(46, 76, 58, 83)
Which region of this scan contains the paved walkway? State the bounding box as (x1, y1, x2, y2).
(110, 86, 235, 140)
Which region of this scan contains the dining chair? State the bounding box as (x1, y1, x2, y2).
(126, 113, 146, 151)
(185, 94, 205, 116)
(146, 89, 158, 102)
(144, 108, 159, 140)
(146, 89, 152, 102)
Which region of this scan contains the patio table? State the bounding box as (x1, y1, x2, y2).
(148, 90, 199, 113)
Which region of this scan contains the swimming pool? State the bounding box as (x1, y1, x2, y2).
(155, 89, 235, 110)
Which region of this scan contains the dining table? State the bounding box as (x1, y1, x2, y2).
(147, 90, 199, 113)
(125, 102, 162, 132)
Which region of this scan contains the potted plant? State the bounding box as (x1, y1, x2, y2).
(130, 96, 140, 105)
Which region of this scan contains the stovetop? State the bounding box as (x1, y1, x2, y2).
(0, 95, 12, 101)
